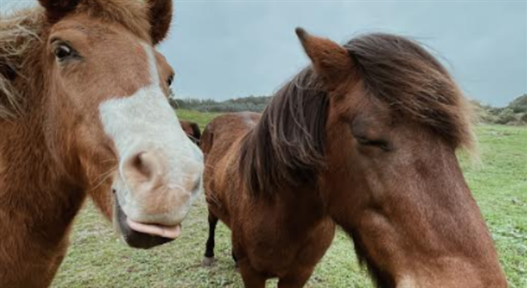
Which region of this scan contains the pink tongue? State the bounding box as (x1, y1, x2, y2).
(126, 219, 182, 239)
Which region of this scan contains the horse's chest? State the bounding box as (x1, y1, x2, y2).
(238, 215, 333, 277)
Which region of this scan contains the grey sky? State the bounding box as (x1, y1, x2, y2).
(2, 0, 526, 106)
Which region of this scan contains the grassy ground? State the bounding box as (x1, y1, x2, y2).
(52, 111, 526, 288)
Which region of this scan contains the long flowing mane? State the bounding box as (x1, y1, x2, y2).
(345, 33, 475, 151)
(0, 0, 152, 120)
(239, 68, 329, 197)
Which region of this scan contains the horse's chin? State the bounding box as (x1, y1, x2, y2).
(113, 195, 174, 249)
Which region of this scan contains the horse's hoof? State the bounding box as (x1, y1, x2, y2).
(202, 257, 215, 267)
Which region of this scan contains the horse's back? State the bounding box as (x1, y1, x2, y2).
(201, 112, 261, 161)
(201, 112, 261, 223)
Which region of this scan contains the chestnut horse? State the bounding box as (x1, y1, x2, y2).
(180, 120, 202, 145)
(0, 0, 203, 287)
(292, 29, 507, 288)
(204, 29, 507, 287)
(202, 108, 335, 288)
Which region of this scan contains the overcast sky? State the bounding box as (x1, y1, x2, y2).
(2, 0, 526, 106)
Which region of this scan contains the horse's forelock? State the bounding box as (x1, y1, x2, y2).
(345, 33, 475, 153)
(75, 0, 151, 41)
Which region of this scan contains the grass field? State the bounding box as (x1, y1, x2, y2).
(52, 110, 527, 288)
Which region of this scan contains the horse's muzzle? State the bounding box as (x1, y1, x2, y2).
(115, 196, 175, 249)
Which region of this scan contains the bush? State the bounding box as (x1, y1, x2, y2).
(496, 108, 518, 125)
(471, 95, 527, 126)
(170, 96, 272, 113)
(172, 95, 527, 126)
(508, 94, 527, 114)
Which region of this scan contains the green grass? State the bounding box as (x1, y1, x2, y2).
(51, 111, 527, 288)
(176, 110, 221, 130)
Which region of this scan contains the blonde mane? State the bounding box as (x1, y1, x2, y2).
(0, 8, 44, 120)
(0, 0, 153, 120)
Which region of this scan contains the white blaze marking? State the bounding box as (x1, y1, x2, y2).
(99, 43, 203, 223)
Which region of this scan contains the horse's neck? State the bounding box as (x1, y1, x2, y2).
(213, 128, 323, 215)
(0, 120, 81, 287)
(237, 138, 326, 227)
(0, 119, 85, 240)
(278, 185, 328, 229)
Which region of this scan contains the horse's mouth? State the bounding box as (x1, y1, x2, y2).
(114, 196, 180, 249)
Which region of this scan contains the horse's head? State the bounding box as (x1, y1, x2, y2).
(295, 27, 475, 213)
(35, 0, 203, 249)
(296, 29, 505, 287)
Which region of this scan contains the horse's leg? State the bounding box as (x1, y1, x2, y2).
(277, 267, 315, 288)
(202, 210, 219, 267)
(239, 262, 266, 288)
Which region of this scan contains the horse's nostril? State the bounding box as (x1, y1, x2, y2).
(125, 151, 164, 183)
(132, 152, 150, 178)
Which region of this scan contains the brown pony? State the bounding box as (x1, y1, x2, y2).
(0, 1, 204, 287)
(180, 120, 202, 145)
(231, 28, 506, 287)
(202, 109, 335, 288)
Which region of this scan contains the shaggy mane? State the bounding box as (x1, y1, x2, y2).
(0, 8, 44, 120)
(345, 33, 475, 151)
(0, 0, 153, 120)
(239, 68, 330, 197)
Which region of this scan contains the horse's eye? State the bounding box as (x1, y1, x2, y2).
(54, 44, 76, 61)
(167, 74, 175, 86)
(356, 136, 392, 152)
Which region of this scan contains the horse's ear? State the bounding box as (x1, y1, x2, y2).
(296, 28, 353, 90)
(148, 0, 173, 45)
(190, 123, 202, 141)
(38, 0, 80, 23)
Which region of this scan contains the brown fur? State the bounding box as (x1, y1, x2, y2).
(292, 29, 505, 288)
(202, 111, 335, 288)
(343, 33, 475, 152)
(0, 1, 175, 287)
